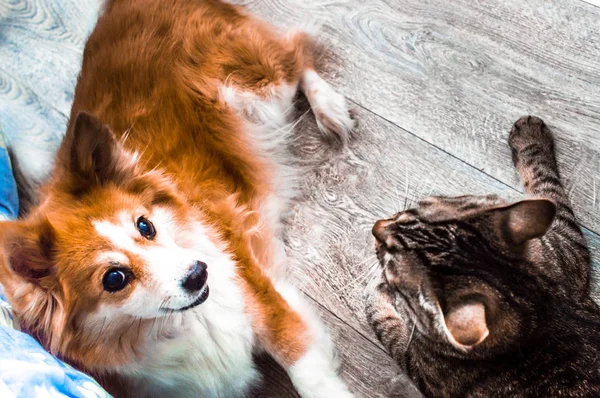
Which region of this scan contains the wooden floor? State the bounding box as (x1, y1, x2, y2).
(1, 0, 599, 396)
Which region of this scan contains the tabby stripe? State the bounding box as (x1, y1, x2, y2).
(531, 175, 562, 189)
(556, 215, 583, 233)
(533, 185, 568, 197)
(533, 167, 550, 180)
(519, 146, 543, 159)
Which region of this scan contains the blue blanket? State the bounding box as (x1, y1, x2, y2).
(0, 132, 18, 221)
(0, 289, 111, 398)
(0, 130, 111, 397)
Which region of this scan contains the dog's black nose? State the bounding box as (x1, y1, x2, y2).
(182, 261, 208, 292)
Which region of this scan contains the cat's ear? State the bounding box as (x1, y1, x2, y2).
(443, 300, 489, 347)
(491, 199, 556, 245)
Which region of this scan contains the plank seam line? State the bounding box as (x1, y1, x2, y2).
(346, 98, 600, 239)
(579, 0, 600, 9)
(301, 288, 390, 356)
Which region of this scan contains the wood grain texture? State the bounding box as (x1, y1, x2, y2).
(233, 0, 600, 234)
(284, 100, 600, 347)
(1, 0, 599, 397)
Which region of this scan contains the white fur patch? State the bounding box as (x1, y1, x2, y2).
(93, 209, 220, 314)
(289, 345, 354, 398)
(300, 70, 355, 145)
(275, 282, 353, 397)
(219, 82, 299, 279)
(94, 251, 130, 266)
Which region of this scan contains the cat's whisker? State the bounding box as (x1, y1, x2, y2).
(394, 185, 403, 213)
(337, 255, 379, 291)
(348, 258, 381, 290)
(403, 162, 410, 211)
(406, 322, 416, 350)
(592, 178, 597, 208)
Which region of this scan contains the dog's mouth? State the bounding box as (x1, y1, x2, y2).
(180, 286, 210, 311)
(164, 286, 210, 312)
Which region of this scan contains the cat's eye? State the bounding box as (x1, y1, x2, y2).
(395, 210, 418, 224)
(136, 216, 156, 239)
(102, 268, 131, 292)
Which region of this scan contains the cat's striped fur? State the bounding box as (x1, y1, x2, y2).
(366, 116, 600, 397)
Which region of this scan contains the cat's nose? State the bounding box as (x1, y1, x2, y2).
(372, 219, 392, 242)
(182, 261, 208, 292)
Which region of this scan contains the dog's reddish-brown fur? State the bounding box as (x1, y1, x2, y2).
(1, 0, 320, 380)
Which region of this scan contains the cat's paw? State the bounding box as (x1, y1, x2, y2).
(384, 375, 423, 398)
(508, 115, 554, 152)
(364, 272, 395, 310)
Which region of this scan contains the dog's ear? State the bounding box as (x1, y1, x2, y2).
(2, 217, 56, 284)
(64, 111, 137, 189)
(0, 218, 68, 354)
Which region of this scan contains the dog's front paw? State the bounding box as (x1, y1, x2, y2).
(293, 374, 354, 398)
(311, 86, 355, 145)
(301, 70, 356, 146)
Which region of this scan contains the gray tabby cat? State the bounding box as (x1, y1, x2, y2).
(366, 116, 600, 397)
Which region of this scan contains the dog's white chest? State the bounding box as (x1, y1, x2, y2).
(123, 286, 258, 397)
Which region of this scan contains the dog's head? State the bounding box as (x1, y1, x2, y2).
(0, 112, 232, 364)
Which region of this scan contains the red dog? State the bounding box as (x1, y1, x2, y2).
(0, 0, 355, 396)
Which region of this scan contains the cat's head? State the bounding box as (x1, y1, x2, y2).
(372, 195, 556, 354)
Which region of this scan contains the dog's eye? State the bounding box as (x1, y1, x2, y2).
(136, 216, 156, 239)
(102, 269, 131, 292)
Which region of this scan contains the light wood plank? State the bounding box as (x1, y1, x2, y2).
(589, 233, 600, 304)
(233, 0, 600, 234)
(581, 0, 600, 7)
